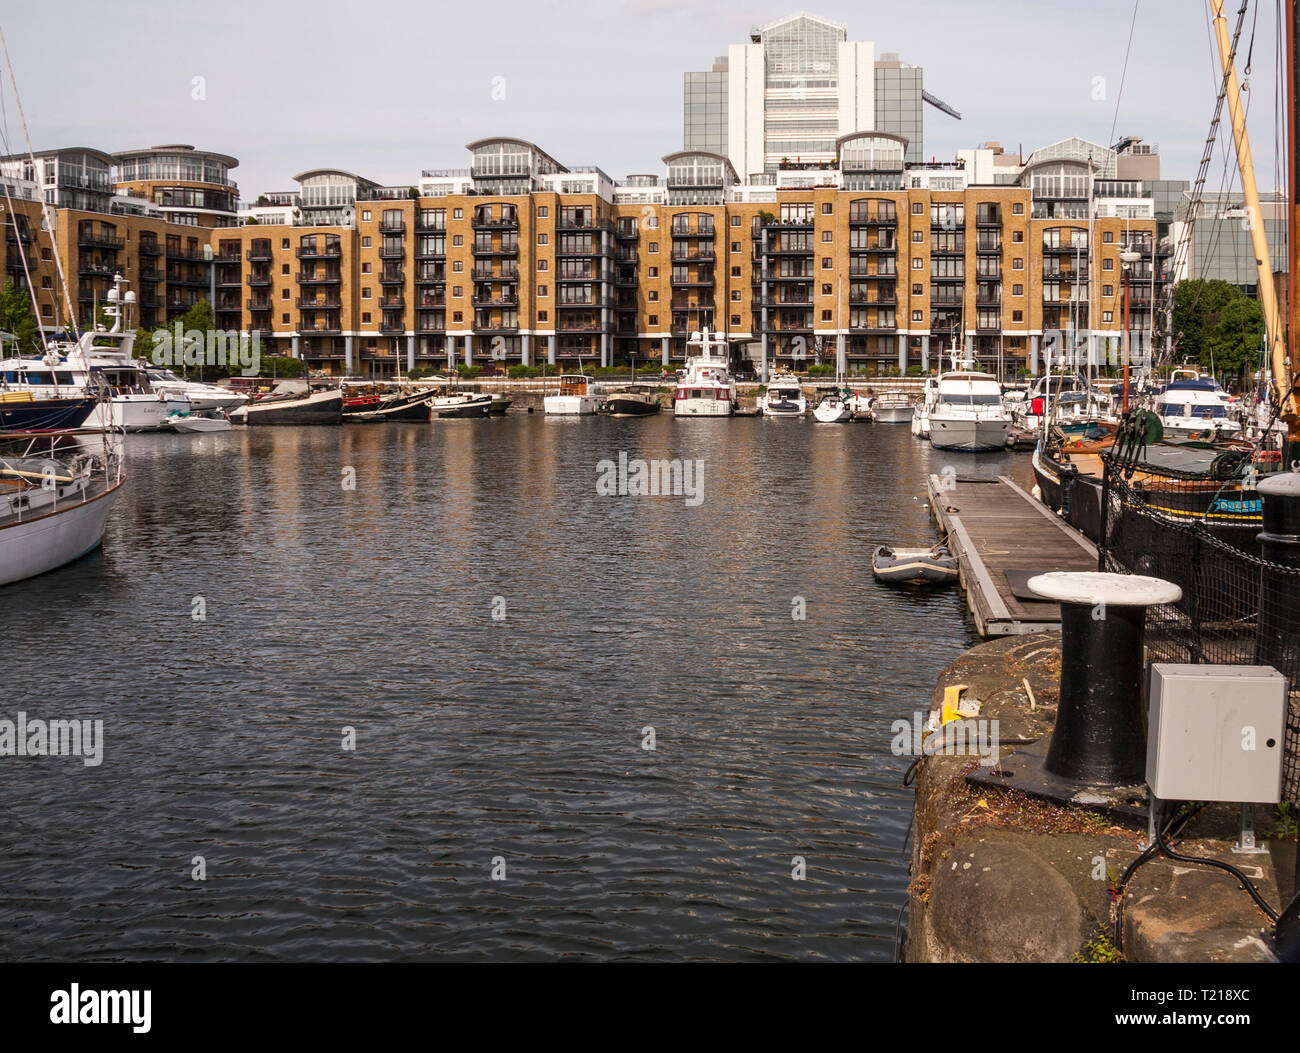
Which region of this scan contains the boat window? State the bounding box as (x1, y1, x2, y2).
(941, 393, 1002, 406)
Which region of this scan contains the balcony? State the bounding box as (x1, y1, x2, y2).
(381, 315, 406, 332)
(555, 320, 606, 333)
(379, 268, 406, 285)
(472, 242, 520, 257)
(166, 246, 208, 261)
(670, 249, 715, 262)
(139, 268, 162, 283)
(416, 317, 446, 333)
(670, 223, 715, 238)
(556, 215, 609, 233)
(78, 261, 119, 278)
(614, 224, 639, 241)
(295, 243, 342, 259)
(472, 269, 519, 282)
(138, 242, 163, 257)
(296, 271, 342, 284)
(417, 294, 446, 308)
(247, 299, 273, 312)
(472, 213, 519, 229)
(670, 274, 715, 287)
(474, 319, 520, 333)
(246, 272, 272, 287)
(298, 319, 342, 334)
(295, 297, 343, 309)
(378, 218, 406, 234)
(848, 212, 897, 227)
(215, 273, 243, 288)
(78, 231, 125, 250)
(246, 245, 273, 262)
(380, 295, 405, 309)
(472, 293, 519, 307)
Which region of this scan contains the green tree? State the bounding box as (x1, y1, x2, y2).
(1170, 279, 1241, 363)
(257, 354, 303, 379)
(1202, 296, 1263, 384)
(0, 278, 40, 354)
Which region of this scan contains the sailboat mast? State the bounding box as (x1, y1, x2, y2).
(1289, 0, 1300, 442)
(1209, 0, 1294, 433)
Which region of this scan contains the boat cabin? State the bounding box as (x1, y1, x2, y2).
(557, 374, 590, 396)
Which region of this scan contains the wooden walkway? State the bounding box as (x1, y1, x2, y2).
(926, 474, 1099, 636)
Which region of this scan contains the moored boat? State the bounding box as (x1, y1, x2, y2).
(674, 329, 736, 417)
(874, 392, 913, 424)
(871, 543, 959, 585)
(231, 386, 344, 426)
(757, 372, 807, 417)
(544, 374, 599, 415)
(599, 390, 661, 416)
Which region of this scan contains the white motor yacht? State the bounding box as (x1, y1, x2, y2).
(757, 372, 807, 417)
(927, 355, 1012, 452)
(544, 374, 600, 415)
(674, 329, 736, 417)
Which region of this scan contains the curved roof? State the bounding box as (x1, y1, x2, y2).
(660, 150, 739, 183)
(114, 144, 239, 169)
(835, 130, 909, 151)
(292, 168, 375, 186)
(465, 137, 567, 172)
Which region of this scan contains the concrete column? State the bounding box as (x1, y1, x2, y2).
(897, 333, 907, 375)
(837, 333, 846, 377)
(464, 334, 473, 367)
(600, 332, 609, 369)
(1030, 335, 1040, 376)
(521, 333, 531, 367)
(292, 334, 300, 359)
(660, 335, 669, 367)
(965, 334, 974, 358)
(342, 335, 352, 374)
(547, 334, 557, 366)
(921, 335, 930, 372)
(759, 335, 768, 382)
(406, 335, 415, 374)
(445, 335, 455, 372)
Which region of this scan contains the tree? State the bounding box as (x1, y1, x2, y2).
(0, 279, 40, 353)
(1170, 279, 1240, 363)
(1202, 296, 1263, 385)
(257, 354, 303, 379)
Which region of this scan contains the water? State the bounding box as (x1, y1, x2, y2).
(0, 415, 1026, 961)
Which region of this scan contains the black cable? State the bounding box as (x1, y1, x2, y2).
(1155, 816, 1279, 921)
(892, 896, 908, 963)
(1112, 801, 1206, 949)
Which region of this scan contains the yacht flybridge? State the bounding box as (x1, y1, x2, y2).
(757, 371, 806, 417)
(674, 329, 737, 417)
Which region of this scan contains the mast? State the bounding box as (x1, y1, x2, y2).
(1209, 0, 1295, 436)
(1290, 0, 1300, 447)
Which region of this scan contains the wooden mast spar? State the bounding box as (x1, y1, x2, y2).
(1209, 0, 1299, 441)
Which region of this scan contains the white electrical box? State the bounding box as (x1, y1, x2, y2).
(1146, 664, 1288, 803)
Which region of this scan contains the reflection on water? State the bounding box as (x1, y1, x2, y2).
(0, 417, 1027, 961)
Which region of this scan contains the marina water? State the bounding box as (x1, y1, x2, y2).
(0, 417, 1024, 961)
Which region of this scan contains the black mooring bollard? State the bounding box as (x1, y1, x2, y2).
(1028, 572, 1183, 786)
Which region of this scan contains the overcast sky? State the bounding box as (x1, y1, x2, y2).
(0, 0, 1288, 198)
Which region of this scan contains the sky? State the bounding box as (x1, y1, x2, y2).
(0, 0, 1290, 198)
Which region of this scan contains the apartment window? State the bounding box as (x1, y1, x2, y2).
(912, 283, 923, 295)
(821, 310, 832, 321)
(1103, 284, 1114, 297)
(1012, 257, 1024, 269)
(648, 291, 658, 301)
(821, 231, 833, 242)
(538, 259, 548, 271)
(649, 267, 658, 277)
(537, 206, 548, 218)
(282, 263, 290, 274)
(362, 312, 372, 324)
(362, 236, 371, 248)
(731, 241, 741, 252)
(453, 261, 463, 272)
(1012, 231, 1023, 243)
(453, 286, 462, 297)
(731, 290, 741, 301)
(731, 315, 741, 325)
(1103, 311, 1114, 322)
(1104, 231, 1114, 243)
(282, 314, 289, 324)
(453, 311, 462, 322)
(1012, 284, 1024, 296)
(1103, 258, 1114, 270)
(912, 231, 923, 243)
(453, 208, 463, 219)
(646, 216, 658, 228)
(1012, 203, 1024, 215)
(822, 283, 833, 295)
(912, 310, 923, 322)
(821, 202, 833, 215)
(282, 238, 289, 248)
(731, 215, 741, 226)
(362, 287, 371, 298)
(648, 242, 658, 253)
(731, 266, 741, 277)
(362, 262, 371, 273)
(912, 257, 924, 270)
(1012, 310, 1023, 322)
(538, 310, 547, 321)
(912, 202, 923, 214)
(452, 235, 463, 246)
(648, 314, 658, 325)
(821, 257, 832, 269)
(538, 233, 548, 245)
(362, 210, 371, 221)
(282, 289, 289, 299)
(538, 285, 548, 296)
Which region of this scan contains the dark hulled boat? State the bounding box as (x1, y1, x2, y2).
(598, 391, 661, 416)
(0, 393, 98, 433)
